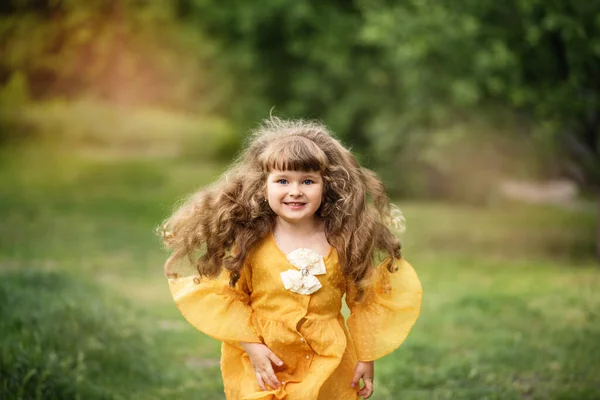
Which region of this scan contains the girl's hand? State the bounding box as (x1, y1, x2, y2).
(351, 360, 374, 399)
(241, 342, 284, 391)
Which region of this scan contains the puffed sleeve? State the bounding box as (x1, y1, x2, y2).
(346, 258, 422, 361)
(168, 264, 262, 344)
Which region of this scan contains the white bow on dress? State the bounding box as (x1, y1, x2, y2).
(280, 248, 327, 295)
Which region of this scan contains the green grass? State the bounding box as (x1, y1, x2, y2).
(0, 131, 599, 399)
(0, 269, 166, 399)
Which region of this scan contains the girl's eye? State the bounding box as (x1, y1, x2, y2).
(303, 180, 313, 185)
(277, 179, 288, 184)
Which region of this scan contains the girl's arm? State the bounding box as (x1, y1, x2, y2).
(345, 258, 422, 361)
(168, 265, 263, 346)
(240, 342, 284, 391)
(351, 361, 374, 399)
(346, 258, 422, 397)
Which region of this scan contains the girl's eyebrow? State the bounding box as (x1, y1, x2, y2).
(270, 171, 321, 178)
(302, 174, 321, 179)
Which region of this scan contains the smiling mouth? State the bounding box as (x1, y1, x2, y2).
(284, 202, 306, 206)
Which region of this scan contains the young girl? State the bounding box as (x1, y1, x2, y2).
(162, 117, 422, 400)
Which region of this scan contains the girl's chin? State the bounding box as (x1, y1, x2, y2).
(276, 213, 318, 223)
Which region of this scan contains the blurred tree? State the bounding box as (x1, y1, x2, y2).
(174, 0, 391, 152)
(358, 0, 600, 256)
(0, 0, 212, 109)
(170, 1, 538, 195)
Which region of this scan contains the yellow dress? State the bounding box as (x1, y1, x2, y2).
(168, 233, 422, 400)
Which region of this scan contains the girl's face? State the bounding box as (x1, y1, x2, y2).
(266, 169, 324, 225)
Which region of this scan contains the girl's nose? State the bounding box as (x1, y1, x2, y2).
(289, 183, 302, 196)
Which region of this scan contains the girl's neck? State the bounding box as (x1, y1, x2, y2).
(273, 216, 323, 237)
(272, 216, 330, 257)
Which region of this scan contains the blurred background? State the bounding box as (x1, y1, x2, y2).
(0, 1, 599, 399)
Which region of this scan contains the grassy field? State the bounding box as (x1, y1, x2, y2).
(1, 131, 599, 399)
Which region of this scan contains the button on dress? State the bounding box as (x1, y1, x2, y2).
(168, 233, 422, 399)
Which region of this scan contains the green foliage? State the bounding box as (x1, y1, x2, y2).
(358, 0, 600, 190)
(175, 0, 386, 146)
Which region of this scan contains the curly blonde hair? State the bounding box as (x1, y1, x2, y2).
(161, 117, 403, 298)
